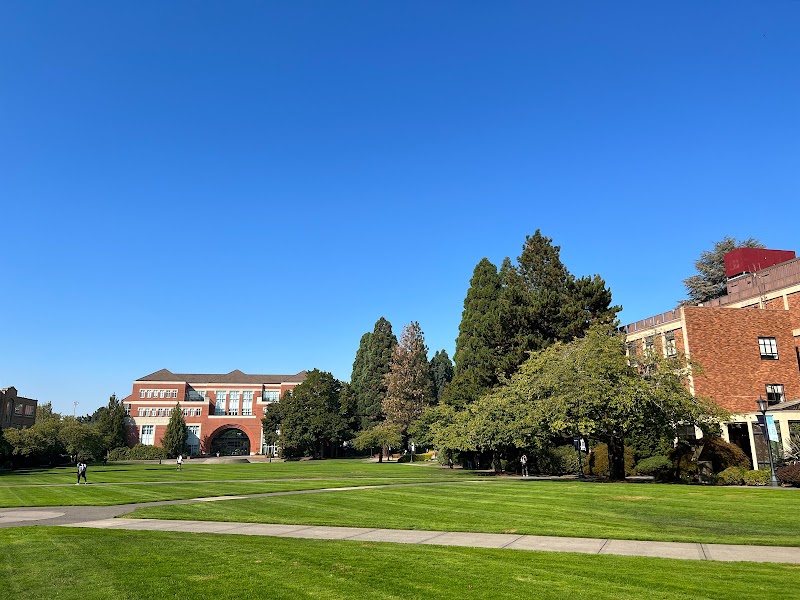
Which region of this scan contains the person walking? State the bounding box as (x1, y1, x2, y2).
(76, 461, 87, 485)
(520, 453, 528, 477)
(176, 454, 183, 471)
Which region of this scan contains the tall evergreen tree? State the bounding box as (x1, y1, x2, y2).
(97, 394, 126, 451)
(351, 317, 397, 430)
(443, 258, 502, 407)
(383, 322, 434, 444)
(161, 403, 188, 458)
(429, 349, 454, 403)
(682, 236, 764, 305)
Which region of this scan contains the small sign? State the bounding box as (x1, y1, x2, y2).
(573, 436, 587, 452)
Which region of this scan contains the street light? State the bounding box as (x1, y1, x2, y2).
(756, 397, 780, 487)
(573, 432, 586, 480)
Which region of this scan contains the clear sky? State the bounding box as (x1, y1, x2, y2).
(2, 2, 798, 417)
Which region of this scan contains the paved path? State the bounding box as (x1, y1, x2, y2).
(2, 483, 800, 564)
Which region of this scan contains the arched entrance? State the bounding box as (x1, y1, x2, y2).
(210, 428, 251, 456)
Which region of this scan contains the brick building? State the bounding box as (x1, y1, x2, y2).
(622, 248, 800, 470)
(121, 369, 306, 456)
(0, 387, 38, 430)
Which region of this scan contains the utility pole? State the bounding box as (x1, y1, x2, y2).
(73, 401, 79, 417)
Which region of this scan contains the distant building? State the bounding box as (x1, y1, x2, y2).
(622, 248, 800, 470)
(0, 387, 38, 430)
(121, 369, 306, 456)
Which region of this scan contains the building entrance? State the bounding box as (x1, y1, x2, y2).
(210, 428, 251, 456)
(727, 422, 753, 468)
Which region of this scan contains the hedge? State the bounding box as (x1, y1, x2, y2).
(743, 469, 771, 486)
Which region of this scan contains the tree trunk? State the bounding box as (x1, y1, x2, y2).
(607, 432, 626, 481)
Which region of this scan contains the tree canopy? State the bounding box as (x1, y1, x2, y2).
(682, 236, 764, 305)
(161, 403, 188, 457)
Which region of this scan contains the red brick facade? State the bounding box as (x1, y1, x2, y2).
(122, 369, 306, 456)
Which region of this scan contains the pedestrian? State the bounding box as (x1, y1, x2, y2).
(102, 454, 108, 467)
(177, 454, 183, 471)
(448, 456, 454, 469)
(520, 453, 528, 477)
(76, 461, 87, 485)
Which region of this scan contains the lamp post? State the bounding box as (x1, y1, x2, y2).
(756, 397, 780, 487)
(573, 432, 586, 480)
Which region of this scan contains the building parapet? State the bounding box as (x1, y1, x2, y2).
(621, 308, 681, 334)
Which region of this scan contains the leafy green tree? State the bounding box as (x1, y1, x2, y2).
(161, 403, 188, 458)
(444, 258, 503, 407)
(5, 408, 65, 465)
(495, 324, 724, 480)
(428, 349, 454, 403)
(383, 322, 434, 445)
(261, 399, 283, 451)
(351, 317, 397, 430)
(352, 422, 402, 462)
(59, 418, 105, 461)
(276, 369, 349, 458)
(96, 394, 127, 452)
(682, 236, 764, 305)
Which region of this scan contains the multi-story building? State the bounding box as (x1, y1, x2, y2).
(121, 369, 306, 456)
(622, 248, 800, 470)
(0, 387, 38, 430)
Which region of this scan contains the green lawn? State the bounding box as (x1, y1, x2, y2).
(129, 480, 800, 547)
(1, 527, 797, 600)
(0, 460, 476, 507)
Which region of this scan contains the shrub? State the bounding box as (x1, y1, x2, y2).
(743, 469, 771, 486)
(698, 437, 751, 472)
(397, 451, 434, 463)
(717, 466, 746, 486)
(108, 444, 167, 461)
(777, 463, 800, 486)
(587, 443, 635, 477)
(633, 455, 673, 481)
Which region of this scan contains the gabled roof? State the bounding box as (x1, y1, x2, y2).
(136, 369, 307, 385)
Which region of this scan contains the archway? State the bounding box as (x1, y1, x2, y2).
(210, 428, 251, 456)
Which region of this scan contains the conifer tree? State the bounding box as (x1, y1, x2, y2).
(97, 394, 127, 451)
(429, 349, 454, 403)
(351, 317, 397, 429)
(443, 258, 502, 407)
(161, 403, 188, 458)
(383, 322, 434, 443)
(682, 236, 764, 305)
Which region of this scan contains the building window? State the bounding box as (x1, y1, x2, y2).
(187, 425, 200, 455)
(215, 391, 226, 415)
(124, 404, 131, 416)
(141, 425, 155, 445)
(14, 403, 23, 415)
(759, 337, 779, 360)
(138, 408, 144, 417)
(665, 332, 677, 358)
(229, 391, 239, 416)
(243, 393, 252, 416)
(171, 389, 178, 398)
(263, 390, 280, 403)
(140, 390, 145, 398)
(766, 384, 785, 405)
(644, 336, 654, 353)
(146, 389, 153, 398)
(158, 390, 164, 398)
(626, 342, 637, 357)
(157, 408, 163, 417)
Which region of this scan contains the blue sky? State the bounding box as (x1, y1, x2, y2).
(2, 2, 798, 416)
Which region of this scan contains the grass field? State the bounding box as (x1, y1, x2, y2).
(0, 460, 476, 507)
(128, 479, 800, 547)
(2, 527, 798, 600)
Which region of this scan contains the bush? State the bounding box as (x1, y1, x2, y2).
(743, 469, 771, 486)
(698, 437, 751, 472)
(717, 466, 747, 486)
(108, 444, 167, 461)
(397, 451, 434, 463)
(633, 455, 673, 481)
(777, 463, 800, 486)
(587, 443, 635, 477)
(529, 446, 582, 476)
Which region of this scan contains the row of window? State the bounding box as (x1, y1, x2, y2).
(140, 389, 179, 399)
(629, 334, 782, 362)
(139, 425, 202, 449)
(137, 407, 202, 418)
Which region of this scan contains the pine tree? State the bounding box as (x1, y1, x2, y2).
(161, 403, 188, 458)
(351, 317, 397, 429)
(383, 322, 434, 443)
(682, 236, 764, 305)
(97, 394, 127, 452)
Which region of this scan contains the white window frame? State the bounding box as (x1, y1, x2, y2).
(759, 337, 779, 360)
